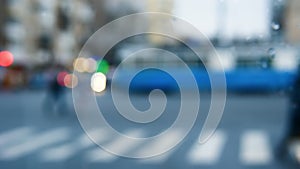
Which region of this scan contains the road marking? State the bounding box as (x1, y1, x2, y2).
(41, 144, 75, 162)
(0, 127, 35, 148)
(105, 129, 144, 155)
(85, 148, 117, 163)
(138, 150, 173, 164)
(0, 127, 70, 160)
(187, 130, 226, 165)
(240, 130, 272, 165)
(135, 129, 183, 159)
(40, 128, 111, 162)
(86, 129, 144, 162)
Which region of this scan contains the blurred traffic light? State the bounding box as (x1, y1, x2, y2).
(57, 71, 68, 87)
(0, 51, 14, 67)
(97, 60, 109, 74)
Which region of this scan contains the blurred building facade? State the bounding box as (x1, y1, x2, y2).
(0, 0, 299, 67)
(3, 0, 95, 66)
(0, 1, 6, 47)
(285, 0, 300, 45)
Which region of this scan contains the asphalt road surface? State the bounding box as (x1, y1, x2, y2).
(0, 89, 299, 169)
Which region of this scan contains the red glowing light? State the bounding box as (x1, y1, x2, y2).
(0, 51, 14, 67)
(57, 71, 68, 86)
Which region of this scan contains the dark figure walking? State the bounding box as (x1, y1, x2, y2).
(288, 72, 300, 139)
(277, 70, 300, 159)
(44, 70, 67, 116)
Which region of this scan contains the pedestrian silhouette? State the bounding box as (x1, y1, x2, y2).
(44, 66, 67, 116)
(277, 68, 300, 158)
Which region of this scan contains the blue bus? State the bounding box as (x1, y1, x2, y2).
(113, 44, 298, 92)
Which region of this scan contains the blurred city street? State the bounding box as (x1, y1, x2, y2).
(0, 89, 298, 169)
(1, 0, 300, 168)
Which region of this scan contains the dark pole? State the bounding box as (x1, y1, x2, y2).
(0, 0, 7, 47)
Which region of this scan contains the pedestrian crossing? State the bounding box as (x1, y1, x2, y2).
(240, 131, 272, 165)
(187, 130, 227, 165)
(40, 129, 103, 162)
(0, 128, 70, 160)
(0, 127, 35, 149)
(0, 126, 278, 166)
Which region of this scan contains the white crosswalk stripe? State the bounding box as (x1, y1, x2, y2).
(85, 148, 117, 163)
(135, 129, 184, 159)
(0, 127, 35, 148)
(138, 150, 173, 164)
(240, 130, 272, 165)
(0, 127, 71, 160)
(85, 129, 144, 162)
(187, 130, 227, 165)
(40, 128, 111, 162)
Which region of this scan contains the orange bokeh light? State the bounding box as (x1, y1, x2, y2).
(64, 74, 78, 88)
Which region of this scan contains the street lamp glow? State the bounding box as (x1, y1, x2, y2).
(74, 57, 98, 73)
(74, 57, 88, 73)
(86, 58, 97, 73)
(91, 72, 107, 93)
